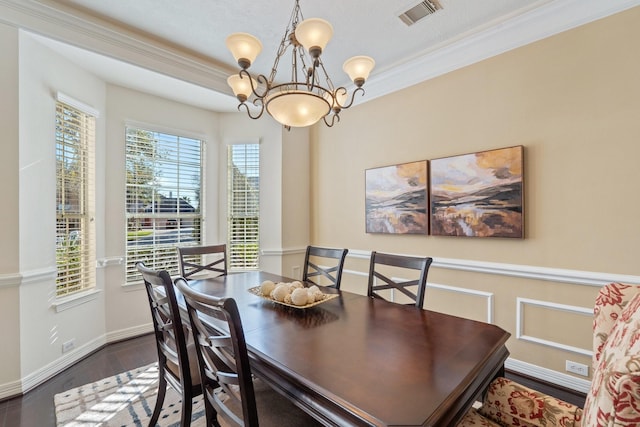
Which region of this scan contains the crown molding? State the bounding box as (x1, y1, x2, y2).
(0, 0, 234, 94)
(365, 0, 640, 102)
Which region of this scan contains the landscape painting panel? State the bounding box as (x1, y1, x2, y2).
(366, 161, 428, 234)
(430, 146, 523, 238)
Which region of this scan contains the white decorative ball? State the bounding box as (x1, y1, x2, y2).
(291, 288, 309, 306)
(271, 284, 290, 302)
(260, 280, 276, 296)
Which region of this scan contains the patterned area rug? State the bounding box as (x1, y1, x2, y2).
(54, 363, 205, 426)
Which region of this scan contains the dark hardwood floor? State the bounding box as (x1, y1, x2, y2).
(0, 333, 586, 426)
(0, 334, 157, 427)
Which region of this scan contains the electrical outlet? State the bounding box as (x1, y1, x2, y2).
(62, 339, 75, 353)
(565, 360, 589, 376)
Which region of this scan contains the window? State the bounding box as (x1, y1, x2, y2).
(125, 127, 203, 283)
(55, 100, 96, 297)
(228, 144, 260, 269)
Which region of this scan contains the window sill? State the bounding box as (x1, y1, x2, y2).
(52, 288, 102, 313)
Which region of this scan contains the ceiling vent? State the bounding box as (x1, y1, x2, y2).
(399, 0, 443, 26)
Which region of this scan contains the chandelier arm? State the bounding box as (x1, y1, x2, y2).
(254, 74, 271, 98)
(323, 113, 340, 127)
(237, 101, 265, 120)
(335, 86, 365, 110)
(238, 69, 270, 99)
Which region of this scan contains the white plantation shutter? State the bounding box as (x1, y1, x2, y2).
(125, 127, 203, 283)
(228, 144, 260, 269)
(55, 100, 96, 297)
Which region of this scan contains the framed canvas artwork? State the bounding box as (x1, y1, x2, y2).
(429, 146, 524, 238)
(365, 160, 428, 234)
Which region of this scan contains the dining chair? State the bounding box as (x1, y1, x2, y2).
(136, 262, 202, 426)
(302, 245, 348, 289)
(174, 277, 322, 427)
(367, 251, 433, 309)
(458, 282, 640, 427)
(177, 244, 227, 279)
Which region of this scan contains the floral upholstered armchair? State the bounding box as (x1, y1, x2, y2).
(458, 282, 640, 427)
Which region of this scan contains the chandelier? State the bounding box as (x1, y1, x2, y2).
(225, 0, 375, 128)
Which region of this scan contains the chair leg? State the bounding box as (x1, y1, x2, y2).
(149, 374, 167, 427)
(180, 389, 193, 426)
(203, 389, 221, 427)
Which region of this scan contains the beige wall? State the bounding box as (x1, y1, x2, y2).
(310, 8, 640, 390)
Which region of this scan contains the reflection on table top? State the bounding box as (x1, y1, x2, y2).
(185, 271, 510, 427)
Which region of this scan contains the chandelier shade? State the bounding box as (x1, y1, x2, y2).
(226, 0, 374, 128)
(294, 18, 334, 57)
(266, 89, 331, 128)
(227, 74, 257, 102)
(343, 56, 376, 87)
(225, 33, 262, 69)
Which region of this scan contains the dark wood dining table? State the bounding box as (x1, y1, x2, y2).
(185, 271, 510, 427)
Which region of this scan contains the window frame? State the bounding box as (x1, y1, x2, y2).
(55, 95, 97, 298)
(124, 126, 204, 284)
(227, 142, 260, 270)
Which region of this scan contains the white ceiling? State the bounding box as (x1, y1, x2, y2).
(13, 0, 640, 112)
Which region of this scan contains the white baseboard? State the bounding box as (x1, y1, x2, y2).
(105, 323, 153, 342)
(0, 323, 154, 400)
(506, 358, 591, 394)
(0, 378, 22, 400)
(19, 335, 106, 395)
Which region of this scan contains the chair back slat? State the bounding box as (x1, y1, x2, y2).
(367, 251, 432, 309)
(178, 244, 228, 279)
(302, 245, 348, 289)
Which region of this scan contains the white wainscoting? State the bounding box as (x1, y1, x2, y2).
(516, 297, 593, 356)
(0, 272, 22, 289)
(428, 282, 495, 324)
(268, 247, 640, 286)
(96, 256, 124, 268)
(342, 249, 640, 287)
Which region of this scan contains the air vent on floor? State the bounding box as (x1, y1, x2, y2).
(399, 0, 443, 26)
